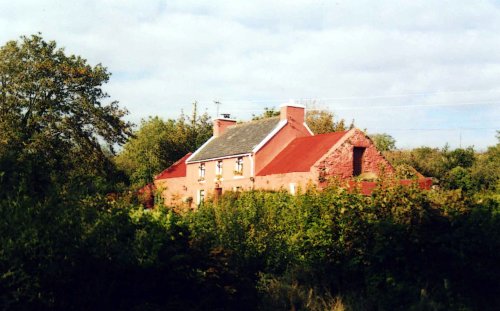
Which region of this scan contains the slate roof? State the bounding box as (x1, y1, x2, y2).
(188, 117, 281, 162)
(155, 153, 192, 180)
(257, 131, 349, 176)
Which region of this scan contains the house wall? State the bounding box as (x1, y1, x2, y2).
(156, 129, 397, 207)
(254, 171, 315, 193)
(184, 155, 255, 204)
(314, 129, 395, 180)
(154, 177, 190, 207)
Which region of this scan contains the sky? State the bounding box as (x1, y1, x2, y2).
(1, 0, 499, 150)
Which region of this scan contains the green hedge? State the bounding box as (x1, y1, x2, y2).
(1, 185, 499, 310)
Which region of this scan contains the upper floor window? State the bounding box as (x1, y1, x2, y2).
(198, 163, 206, 180)
(234, 157, 243, 175)
(216, 160, 223, 176)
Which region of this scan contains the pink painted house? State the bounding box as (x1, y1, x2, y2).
(153, 102, 408, 207)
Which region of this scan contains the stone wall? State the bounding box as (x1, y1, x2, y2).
(315, 129, 395, 180)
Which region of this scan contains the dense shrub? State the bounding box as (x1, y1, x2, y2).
(0, 196, 248, 311)
(1, 184, 498, 310)
(186, 185, 500, 310)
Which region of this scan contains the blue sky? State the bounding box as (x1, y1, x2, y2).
(1, 0, 499, 150)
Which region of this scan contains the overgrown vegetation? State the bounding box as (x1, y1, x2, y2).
(115, 104, 212, 187)
(2, 185, 498, 310)
(188, 186, 500, 310)
(385, 140, 500, 196)
(1, 34, 499, 310)
(0, 34, 133, 199)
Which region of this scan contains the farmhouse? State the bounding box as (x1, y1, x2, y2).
(153, 102, 409, 207)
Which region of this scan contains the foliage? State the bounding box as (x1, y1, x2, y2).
(442, 166, 476, 193)
(0, 197, 249, 310)
(305, 110, 354, 134)
(0, 34, 132, 198)
(2, 181, 499, 310)
(471, 139, 500, 193)
(384, 147, 446, 178)
(2, 34, 499, 311)
(444, 146, 476, 170)
(369, 133, 397, 151)
(385, 140, 499, 195)
(252, 107, 280, 120)
(394, 163, 420, 179)
(185, 185, 500, 311)
(115, 102, 212, 187)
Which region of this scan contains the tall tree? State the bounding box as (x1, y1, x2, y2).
(0, 34, 132, 197)
(115, 103, 212, 187)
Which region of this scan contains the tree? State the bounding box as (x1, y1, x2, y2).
(305, 110, 354, 134)
(115, 103, 212, 187)
(252, 107, 280, 120)
(471, 134, 500, 192)
(0, 34, 132, 197)
(443, 146, 476, 170)
(369, 133, 397, 151)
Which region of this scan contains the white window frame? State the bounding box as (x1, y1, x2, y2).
(234, 157, 243, 175)
(216, 160, 223, 175)
(198, 163, 206, 179)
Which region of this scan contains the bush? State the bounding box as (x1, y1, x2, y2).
(2, 184, 498, 310)
(185, 185, 500, 310)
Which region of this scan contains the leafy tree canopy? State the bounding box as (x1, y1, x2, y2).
(369, 133, 397, 151)
(0, 34, 132, 197)
(306, 109, 354, 134)
(252, 107, 280, 120)
(115, 103, 212, 187)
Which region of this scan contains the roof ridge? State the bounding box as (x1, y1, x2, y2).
(188, 117, 281, 162)
(311, 130, 349, 137)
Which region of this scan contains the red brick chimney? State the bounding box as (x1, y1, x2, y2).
(213, 114, 236, 137)
(280, 100, 305, 124)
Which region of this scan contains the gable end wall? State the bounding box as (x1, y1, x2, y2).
(314, 129, 395, 180)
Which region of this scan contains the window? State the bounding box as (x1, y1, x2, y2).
(234, 157, 243, 175)
(198, 189, 205, 205)
(198, 163, 206, 181)
(216, 160, 223, 176)
(353, 147, 365, 176)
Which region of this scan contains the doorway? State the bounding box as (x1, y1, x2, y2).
(353, 147, 365, 176)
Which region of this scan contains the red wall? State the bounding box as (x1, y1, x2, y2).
(315, 129, 395, 180)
